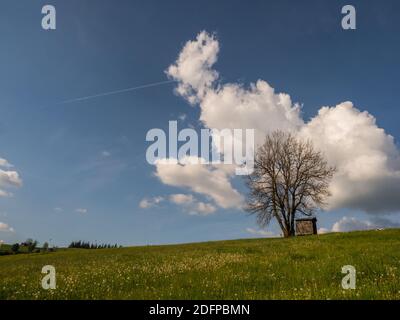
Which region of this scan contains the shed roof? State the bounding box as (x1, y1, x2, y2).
(295, 217, 317, 222)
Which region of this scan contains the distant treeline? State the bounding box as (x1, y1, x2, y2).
(0, 239, 54, 256)
(68, 241, 121, 249)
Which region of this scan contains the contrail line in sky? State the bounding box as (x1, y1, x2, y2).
(58, 80, 176, 105)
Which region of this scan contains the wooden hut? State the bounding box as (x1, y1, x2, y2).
(295, 217, 318, 236)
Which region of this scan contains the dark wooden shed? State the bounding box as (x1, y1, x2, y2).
(295, 217, 318, 236)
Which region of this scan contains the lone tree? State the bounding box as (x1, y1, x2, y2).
(11, 243, 20, 254)
(246, 131, 335, 237)
(25, 238, 38, 253)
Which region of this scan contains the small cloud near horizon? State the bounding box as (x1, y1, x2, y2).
(75, 208, 88, 215)
(0, 222, 15, 233)
(246, 228, 278, 238)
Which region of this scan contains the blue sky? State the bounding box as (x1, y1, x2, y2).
(1, 0, 400, 246)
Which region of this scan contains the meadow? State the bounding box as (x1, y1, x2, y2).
(1, 229, 400, 300)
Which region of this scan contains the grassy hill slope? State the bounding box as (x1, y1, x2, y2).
(1, 229, 400, 299)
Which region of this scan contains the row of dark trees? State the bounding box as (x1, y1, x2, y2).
(68, 241, 120, 249)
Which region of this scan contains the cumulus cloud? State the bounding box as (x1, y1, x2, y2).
(166, 31, 220, 105)
(0, 157, 22, 198)
(164, 31, 400, 215)
(332, 217, 375, 232)
(169, 193, 216, 215)
(246, 227, 277, 238)
(155, 156, 243, 209)
(331, 216, 400, 232)
(139, 196, 164, 209)
(300, 102, 400, 214)
(318, 216, 400, 233)
(319, 217, 400, 234)
(139, 193, 216, 215)
(167, 31, 303, 147)
(0, 222, 15, 233)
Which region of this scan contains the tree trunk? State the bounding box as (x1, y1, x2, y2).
(281, 218, 296, 237)
(282, 222, 296, 238)
(282, 229, 290, 238)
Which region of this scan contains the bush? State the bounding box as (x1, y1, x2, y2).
(11, 243, 20, 254)
(25, 239, 38, 253)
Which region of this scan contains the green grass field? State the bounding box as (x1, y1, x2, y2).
(1, 229, 400, 300)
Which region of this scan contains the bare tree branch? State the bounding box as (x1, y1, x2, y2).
(245, 131, 335, 237)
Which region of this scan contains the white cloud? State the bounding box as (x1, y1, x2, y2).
(192, 201, 217, 215)
(164, 31, 305, 212)
(0, 158, 13, 168)
(332, 217, 375, 232)
(54, 207, 63, 212)
(155, 157, 243, 209)
(0, 222, 15, 233)
(0, 190, 12, 197)
(169, 193, 193, 204)
(0, 170, 22, 186)
(325, 216, 400, 233)
(139, 196, 164, 209)
(166, 31, 220, 105)
(165, 31, 400, 215)
(139, 193, 216, 215)
(75, 208, 88, 214)
(246, 227, 277, 238)
(167, 31, 303, 148)
(101, 151, 111, 157)
(169, 193, 216, 215)
(0, 157, 22, 198)
(300, 102, 400, 214)
(318, 227, 331, 234)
